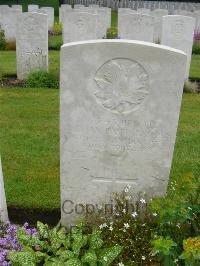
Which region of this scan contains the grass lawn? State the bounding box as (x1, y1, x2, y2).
(189, 54, 200, 80)
(0, 88, 60, 210)
(0, 51, 60, 80)
(0, 50, 199, 81)
(111, 10, 118, 28)
(0, 88, 199, 210)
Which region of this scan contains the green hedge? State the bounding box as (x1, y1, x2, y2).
(0, 0, 59, 16)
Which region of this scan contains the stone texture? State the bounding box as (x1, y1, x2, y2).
(90, 5, 99, 8)
(60, 39, 186, 226)
(137, 8, 150, 14)
(12, 5, 22, 11)
(161, 15, 195, 80)
(1, 8, 21, 41)
(174, 10, 194, 17)
(96, 9, 111, 39)
(63, 11, 97, 43)
(28, 5, 39, 12)
(74, 5, 85, 9)
(118, 13, 154, 42)
(16, 12, 48, 80)
(118, 8, 136, 16)
(59, 4, 72, 23)
(39, 7, 54, 29)
(0, 5, 10, 30)
(151, 9, 168, 42)
(0, 156, 8, 223)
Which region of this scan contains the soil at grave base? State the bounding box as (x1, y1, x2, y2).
(7, 206, 60, 226)
(1, 76, 25, 88)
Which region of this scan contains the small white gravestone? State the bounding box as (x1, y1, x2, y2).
(118, 8, 136, 16)
(118, 13, 154, 42)
(1, 8, 21, 41)
(151, 9, 168, 43)
(62, 11, 97, 43)
(74, 5, 85, 9)
(137, 8, 150, 14)
(60, 39, 186, 226)
(39, 7, 54, 30)
(161, 15, 195, 80)
(0, 157, 8, 223)
(96, 9, 109, 39)
(174, 9, 194, 18)
(93, 8, 111, 39)
(90, 5, 99, 8)
(16, 12, 48, 80)
(72, 7, 110, 39)
(59, 4, 72, 23)
(28, 5, 39, 12)
(12, 5, 23, 11)
(0, 5, 10, 29)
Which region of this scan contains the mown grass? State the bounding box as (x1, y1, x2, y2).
(0, 89, 199, 209)
(189, 54, 200, 80)
(0, 88, 60, 209)
(0, 51, 60, 79)
(0, 51, 199, 81)
(48, 35, 63, 51)
(111, 10, 118, 28)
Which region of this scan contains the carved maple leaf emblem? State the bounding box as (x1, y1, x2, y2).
(94, 59, 149, 114)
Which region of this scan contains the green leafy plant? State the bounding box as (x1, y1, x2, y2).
(150, 174, 200, 265)
(9, 221, 123, 266)
(5, 40, 16, 51)
(48, 35, 63, 50)
(179, 237, 200, 265)
(26, 71, 59, 89)
(51, 22, 62, 36)
(184, 81, 199, 93)
(151, 236, 178, 266)
(0, 30, 6, 50)
(192, 43, 200, 55)
(86, 187, 158, 265)
(106, 28, 118, 39)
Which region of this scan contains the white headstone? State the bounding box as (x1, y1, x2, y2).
(0, 156, 8, 223)
(28, 5, 39, 12)
(59, 4, 72, 23)
(39, 7, 54, 29)
(161, 15, 195, 80)
(74, 5, 85, 9)
(151, 9, 168, 43)
(137, 8, 150, 14)
(71, 7, 110, 39)
(12, 5, 22, 11)
(0, 5, 10, 30)
(174, 9, 193, 17)
(63, 11, 97, 43)
(1, 9, 21, 41)
(90, 5, 99, 8)
(16, 12, 48, 80)
(118, 8, 136, 16)
(96, 9, 110, 39)
(60, 39, 186, 226)
(118, 13, 154, 42)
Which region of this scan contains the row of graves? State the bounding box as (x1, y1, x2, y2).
(0, 4, 54, 40)
(67, 0, 200, 11)
(0, 4, 197, 80)
(0, 3, 196, 225)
